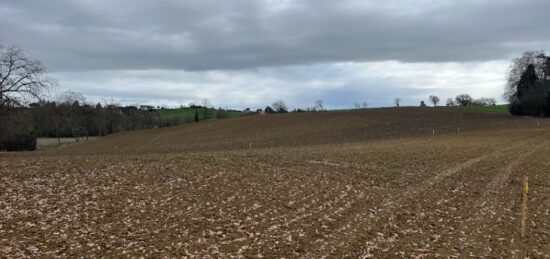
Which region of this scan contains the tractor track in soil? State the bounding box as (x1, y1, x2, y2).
(305, 132, 549, 258)
(1, 109, 549, 258)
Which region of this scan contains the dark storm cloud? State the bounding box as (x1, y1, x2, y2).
(0, 0, 549, 72)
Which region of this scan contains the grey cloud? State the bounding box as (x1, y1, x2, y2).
(1, 0, 549, 72)
(53, 60, 508, 109)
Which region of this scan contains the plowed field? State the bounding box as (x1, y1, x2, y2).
(1, 108, 549, 257)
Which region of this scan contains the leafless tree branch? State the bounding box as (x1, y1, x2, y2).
(0, 44, 56, 109)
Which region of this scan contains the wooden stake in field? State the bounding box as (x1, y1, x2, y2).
(457, 127, 460, 134)
(432, 129, 435, 135)
(521, 176, 529, 238)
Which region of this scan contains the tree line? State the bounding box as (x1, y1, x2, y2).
(2, 42, 548, 151)
(393, 94, 496, 107)
(0, 43, 227, 151)
(0, 96, 224, 151)
(0, 44, 233, 151)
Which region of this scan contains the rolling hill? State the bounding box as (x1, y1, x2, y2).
(2, 107, 550, 257)
(49, 107, 544, 156)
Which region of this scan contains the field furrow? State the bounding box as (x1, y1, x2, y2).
(1, 109, 549, 257)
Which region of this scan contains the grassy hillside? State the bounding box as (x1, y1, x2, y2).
(50, 107, 545, 156)
(158, 107, 241, 121)
(443, 104, 508, 113)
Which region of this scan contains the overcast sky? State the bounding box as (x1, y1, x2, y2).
(1, 0, 549, 109)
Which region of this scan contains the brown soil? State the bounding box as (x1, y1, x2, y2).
(1, 108, 549, 257)
(46, 107, 547, 155)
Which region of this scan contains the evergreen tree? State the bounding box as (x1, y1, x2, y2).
(543, 57, 550, 80)
(516, 64, 538, 100)
(264, 106, 275, 113)
(544, 92, 550, 116)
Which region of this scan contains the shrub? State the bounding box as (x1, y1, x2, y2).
(455, 94, 473, 106)
(264, 106, 275, 114)
(544, 93, 550, 116)
(0, 134, 37, 151)
(272, 100, 288, 113)
(170, 115, 183, 126)
(508, 100, 525, 116)
(184, 114, 195, 124)
(215, 109, 229, 119)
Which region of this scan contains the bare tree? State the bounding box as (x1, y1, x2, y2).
(202, 98, 210, 120)
(314, 99, 324, 111)
(446, 98, 456, 106)
(56, 90, 88, 141)
(0, 44, 55, 110)
(394, 98, 401, 107)
(455, 94, 473, 106)
(362, 102, 368, 109)
(94, 103, 106, 137)
(272, 100, 288, 113)
(354, 103, 360, 109)
(215, 108, 229, 119)
(57, 90, 86, 105)
(429, 95, 440, 107)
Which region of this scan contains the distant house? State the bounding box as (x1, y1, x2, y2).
(139, 105, 155, 111)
